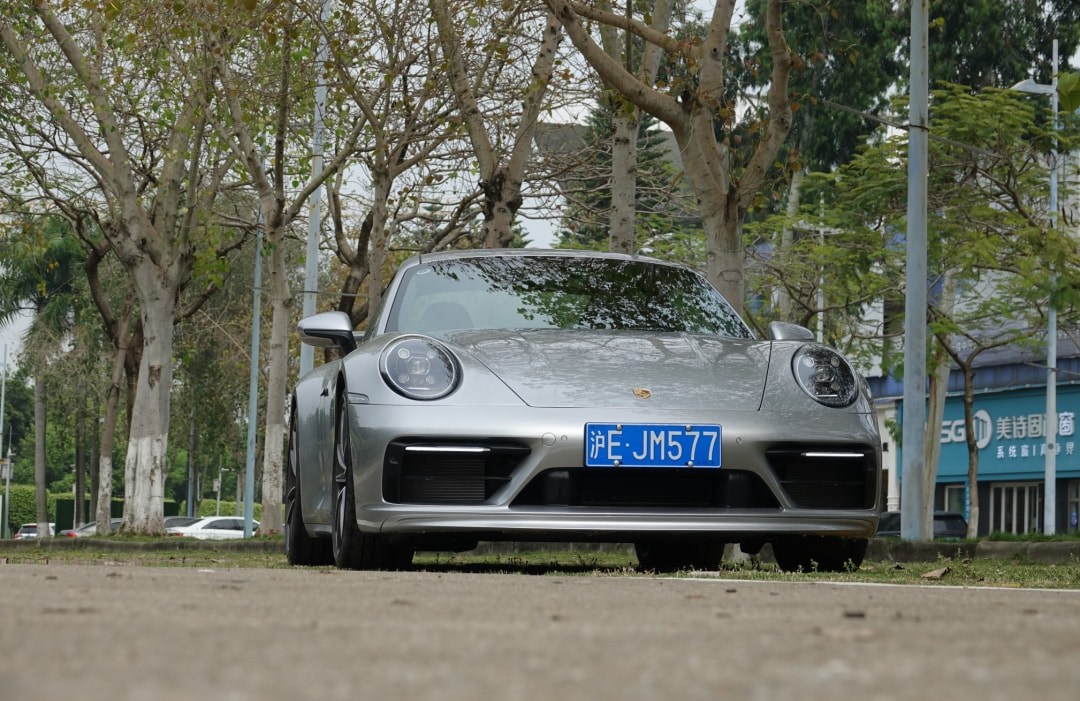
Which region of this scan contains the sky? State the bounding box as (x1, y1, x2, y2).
(0, 312, 29, 372)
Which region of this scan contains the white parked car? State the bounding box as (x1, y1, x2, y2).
(14, 522, 55, 539)
(166, 517, 259, 540)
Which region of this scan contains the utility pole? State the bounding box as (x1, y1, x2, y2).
(299, 0, 332, 378)
(244, 187, 265, 539)
(901, 0, 931, 540)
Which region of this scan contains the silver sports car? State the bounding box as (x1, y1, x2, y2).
(286, 249, 882, 572)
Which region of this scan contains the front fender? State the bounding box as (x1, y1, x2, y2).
(293, 360, 342, 527)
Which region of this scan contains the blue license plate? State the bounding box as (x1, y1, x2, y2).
(585, 424, 722, 468)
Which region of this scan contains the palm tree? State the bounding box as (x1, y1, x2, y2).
(0, 214, 85, 537)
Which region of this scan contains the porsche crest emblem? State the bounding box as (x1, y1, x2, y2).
(632, 388, 652, 399)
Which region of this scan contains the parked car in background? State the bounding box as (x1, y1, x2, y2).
(166, 517, 259, 540)
(14, 523, 55, 539)
(287, 249, 883, 573)
(874, 510, 969, 539)
(60, 518, 122, 537)
(58, 517, 197, 536)
(163, 516, 201, 530)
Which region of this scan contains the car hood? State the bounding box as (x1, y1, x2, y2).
(441, 328, 771, 410)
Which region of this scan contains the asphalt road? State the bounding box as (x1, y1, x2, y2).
(2, 563, 1078, 701)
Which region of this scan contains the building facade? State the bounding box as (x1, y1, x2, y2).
(869, 348, 1080, 536)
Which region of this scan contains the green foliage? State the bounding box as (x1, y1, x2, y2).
(1060, 72, 1080, 113)
(744, 83, 1080, 371)
(738, 0, 907, 172)
(555, 102, 703, 260)
(0, 215, 87, 350)
(926, 0, 1080, 90)
(733, 0, 1080, 224)
(0, 368, 33, 464)
(51, 497, 127, 531)
(178, 500, 263, 521)
(4, 484, 53, 535)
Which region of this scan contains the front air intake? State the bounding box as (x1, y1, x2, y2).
(511, 468, 779, 509)
(383, 440, 530, 505)
(767, 447, 878, 509)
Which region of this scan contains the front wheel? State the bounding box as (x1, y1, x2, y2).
(771, 536, 867, 573)
(284, 410, 333, 567)
(331, 390, 412, 570)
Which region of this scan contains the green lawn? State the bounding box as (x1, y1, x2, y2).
(2, 540, 1078, 589)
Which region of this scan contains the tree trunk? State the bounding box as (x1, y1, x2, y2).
(89, 399, 99, 522)
(366, 172, 392, 321)
(603, 0, 671, 256)
(481, 170, 523, 249)
(96, 340, 126, 532)
(962, 364, 980, 538)
(258, 230, 291, 536)
(121, 289, 175, 535)
(549, 0, 791, 317)
(776, 168, 805, 320)
(670, 115, 739, 306)
(433, 3, 560, 250)
(34, 377, 49, 537)
(75, 397, 86, 526)
(925, 272, 957, 531)
(924, 345, 950, 524)
(608, 110, 638, 255)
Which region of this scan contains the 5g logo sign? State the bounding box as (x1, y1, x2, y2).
(940, 409, 993, 450)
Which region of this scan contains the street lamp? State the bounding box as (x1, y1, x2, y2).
(215, 465, 231, 517)
(1010, 39, 1058, 535)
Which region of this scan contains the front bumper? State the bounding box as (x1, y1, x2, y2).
(364, 506, 878, 542)
(337, 402, 882, 545)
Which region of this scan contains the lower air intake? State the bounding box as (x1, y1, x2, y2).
(383, 440, 529, 505)
(768, 448, 878, 509)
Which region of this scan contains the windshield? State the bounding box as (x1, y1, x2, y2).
(385, 256, 751, 338)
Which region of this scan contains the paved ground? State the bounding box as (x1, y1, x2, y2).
(2, 561, 1079, 701)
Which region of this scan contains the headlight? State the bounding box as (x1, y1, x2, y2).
(380, 336, 460, 400)
(792, 346, 859, 408)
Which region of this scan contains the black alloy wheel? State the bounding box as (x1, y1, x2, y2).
(330, 388, 412, 570)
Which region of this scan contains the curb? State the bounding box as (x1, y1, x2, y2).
(1, 537, 284, 553)
(866, 539, 1080, 564)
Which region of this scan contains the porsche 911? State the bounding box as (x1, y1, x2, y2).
(285, 249, 882, 572)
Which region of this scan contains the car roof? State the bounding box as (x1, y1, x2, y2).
(409, 247, 692, 272)
(185, 516, 258, 524)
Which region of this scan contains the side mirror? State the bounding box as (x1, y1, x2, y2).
(767, 321, 816, 342)
(297, 311, 358, 355)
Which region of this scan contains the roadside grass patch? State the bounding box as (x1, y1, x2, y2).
(2, 541, 1079, 588)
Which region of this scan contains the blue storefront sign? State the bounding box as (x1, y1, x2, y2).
(929, 386, 1080, 482)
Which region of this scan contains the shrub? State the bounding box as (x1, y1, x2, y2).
(4, 485, 53, 536)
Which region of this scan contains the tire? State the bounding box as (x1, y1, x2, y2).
(284, 410, 333, 567)
(331, 390, 412, 570)
(771, 536, 868, 573)
(634, 541, 726, 572)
